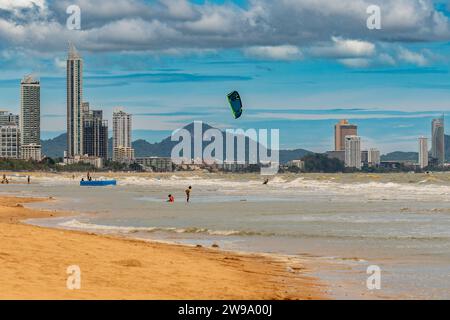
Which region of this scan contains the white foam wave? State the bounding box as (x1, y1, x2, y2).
(59, 219, 259, 236)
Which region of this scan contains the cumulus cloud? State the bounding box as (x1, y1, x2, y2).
(397, 47, 428, 66)
(244, 45, 303, 61)
(0, 0, 45, 11)
(0, 0, 448, 65)
(310, 37, 376, 58)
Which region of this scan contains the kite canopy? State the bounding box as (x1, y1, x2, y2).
(227, 91, 243, 119)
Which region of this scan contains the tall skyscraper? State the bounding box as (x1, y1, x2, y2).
(431, 116, 445, 166)
(67, 43, 83, 157)
(345, 135, 361, 169)
(20, 75, 41, 161)
(112, 109, 134, 163)
(418, 137, 429, 169)
(335, 120, 358, 151)
(83, 103, 108, 160)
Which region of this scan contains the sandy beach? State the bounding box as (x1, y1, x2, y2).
(0, 196, 326, 300)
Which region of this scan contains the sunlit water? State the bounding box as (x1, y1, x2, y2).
(2, 172, 450, 299)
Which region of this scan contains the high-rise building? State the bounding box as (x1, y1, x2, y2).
(361, 150, 369, 165)
(335, 120, 358, 151)
(344, 135, 361, 169)
(67, 43, 84, 157)
(0, 111, 19, 126)
(83, 104, 108, 160)
(431, 116, 445, 166)
(418, 137, 429, 169)
(0, 125, 20, 159)
(112, 109, 134, 162)
(368, 148, 381, 167)
(20, 75, 41, 161)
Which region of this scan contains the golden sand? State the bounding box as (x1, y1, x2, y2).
(0, 196, 326, 300)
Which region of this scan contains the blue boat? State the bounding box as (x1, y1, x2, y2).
(80, 180, 117, 187)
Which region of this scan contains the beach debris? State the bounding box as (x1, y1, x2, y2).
(112, 259, 143, 268)
(211, 243, 220, 248)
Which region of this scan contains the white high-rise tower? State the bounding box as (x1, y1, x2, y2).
(345, 136, 361, 169)
(419, 137, 429, 169)
(67, 43, 83, 157)
(112, 108, 134, 163)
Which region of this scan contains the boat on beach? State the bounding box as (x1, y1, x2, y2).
(80, 180, 117, 187)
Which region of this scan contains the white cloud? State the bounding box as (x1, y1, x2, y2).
(0, 0, 45, 11)
(244, 45, 303, 61)
(160, 0, 197, 20)
(310, 37, 376, 58)
(397, 47, 428, 66)
(0, 0, 448, 63)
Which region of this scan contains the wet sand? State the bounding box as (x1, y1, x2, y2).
(0, 196, 326, 300)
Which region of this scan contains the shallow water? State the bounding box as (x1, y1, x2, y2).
(3, 172, 450, 299)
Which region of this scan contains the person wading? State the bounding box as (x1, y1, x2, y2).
(185, 186, 192, 203)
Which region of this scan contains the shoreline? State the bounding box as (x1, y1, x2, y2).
(0, 196, 327, 300)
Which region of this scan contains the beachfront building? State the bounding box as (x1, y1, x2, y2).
(63, 154, 103, 169)
(431, 116, 445, 166)
(368, 148, 381, 167)
(21, 143, 42, 162)
(20, 75, 41, 161)
(67, 43, 84, 157)
(0, 111, 19, 126)
(113, 146, 135, 164)
(83, 105, 108, 160)
(135, 157, 173, 172)
(345, 135, 361, 169)
(0, 125, 20, 159)
(287, 159, 305, 170)
(335, 120, 358, 151)
(112, 109, 134, 163)
(419, 137, 429, 169)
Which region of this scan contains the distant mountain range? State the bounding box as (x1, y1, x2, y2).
(381, 135, 450, 162)
(42, 122, 312, 164)
(41, 123, 450, 163)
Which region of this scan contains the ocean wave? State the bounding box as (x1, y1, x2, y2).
(57, 219, 450, 242)
(30, 174, 450, 199)
(58, 219, 268, 237)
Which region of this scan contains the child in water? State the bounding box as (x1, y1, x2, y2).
(167, 194, 175, 203)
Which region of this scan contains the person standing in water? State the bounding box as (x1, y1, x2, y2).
(185, 186, 192, 203)
(27, 176, 30, 184)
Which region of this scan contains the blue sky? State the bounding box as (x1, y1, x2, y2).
(0, 0, 450, 153)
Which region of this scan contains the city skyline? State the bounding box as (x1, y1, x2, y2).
(0, 0, 450, 153)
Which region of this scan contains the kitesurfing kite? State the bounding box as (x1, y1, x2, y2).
(227, 91, 243, 119)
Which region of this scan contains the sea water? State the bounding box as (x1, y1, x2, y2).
(3, 172, 450, 299)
